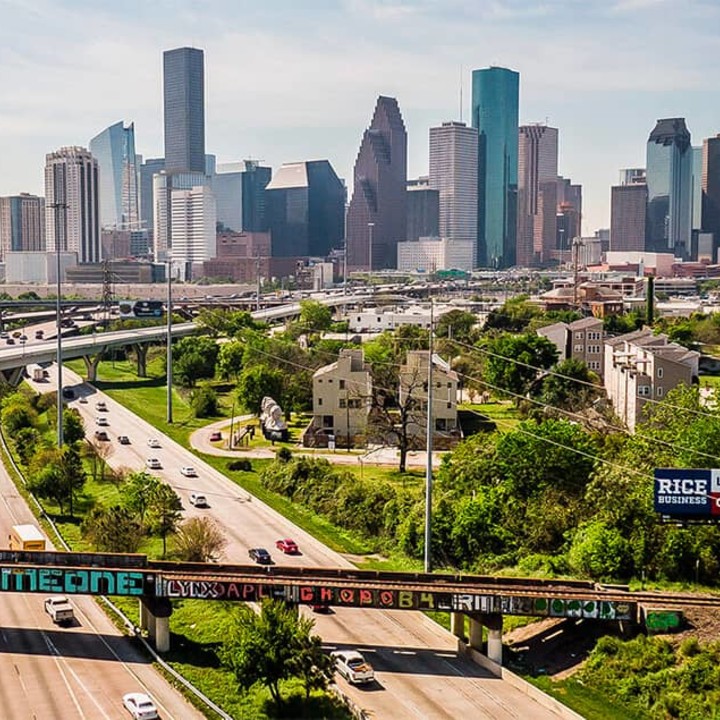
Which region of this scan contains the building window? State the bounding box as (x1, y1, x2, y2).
(657, 387, 664, 397)
(575, 332, 584, 339)
(574, 344, 584, 353)
(322, 415, 333, 428)
(318, 379, 322, 384)
(348, 398, 362, 409)
(447, 402, 452, 409)
(339, 399, 346, 408)
(318, 397, 323, 406)
(657, 367, 664, 379)
(447, 382, 452, 388)
(339, 379, 345, 389)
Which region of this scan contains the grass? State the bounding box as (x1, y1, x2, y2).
(460, 400, 521, 431)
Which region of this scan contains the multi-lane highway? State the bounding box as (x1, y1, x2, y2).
(0, 435, 207, 718)
(37, 365, 572, 720)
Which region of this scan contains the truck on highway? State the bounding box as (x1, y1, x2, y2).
(32, 367, 45, 382)
(44, 596, 74, 626)
(8, 523, 46, 551)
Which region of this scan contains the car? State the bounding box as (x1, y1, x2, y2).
(331, 650, 375, 685)
(122, 692, 158, 720)
(35, 330, 44, 339)
(96, 401, 108, 411)
(248, 547, 272, 564)
(94, 430, 109, 441)
(180, 466, 197, 477)
(275, 538, 299, 554)
(6, 338, 15, 345)
(209, 431, 222, 442)
(146, 458, 162, 469)
(189, 492, 208, 507)
(310, 603, 332, 614)
(62, 388, 74, 399)
(118, 435, 130, 445)
(147, 438, 161, 449)
(0, 332, 7, 339)
(12, 331, 21, 338)
(79, 396, 88, 404)
(19, 334, 27, 342)
(96, 416, 109, 426)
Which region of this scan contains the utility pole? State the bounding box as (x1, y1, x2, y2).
(424, 300, 434, 573)
(50, 199, 67, 448)
(166, 254, 173, 424)
(572, 236, 582, 307)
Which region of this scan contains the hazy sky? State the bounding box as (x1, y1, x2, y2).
(1, 0, 719, 235)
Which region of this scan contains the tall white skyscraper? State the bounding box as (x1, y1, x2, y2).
(428, 121, 478, 271)
(45, 146, 100, 264)
(169, 185, 216, 279)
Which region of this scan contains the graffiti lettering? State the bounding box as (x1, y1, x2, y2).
(0, 567, 146, 596)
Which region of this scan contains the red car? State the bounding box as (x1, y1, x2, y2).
(209, 431, 222, 442)
(275, 538, 299, 554)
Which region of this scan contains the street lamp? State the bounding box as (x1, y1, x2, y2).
(367, 222, 375, 280)
(424, 299, 435, 573)
(166, 253, 173, 424)
(49, 199, 67, 448)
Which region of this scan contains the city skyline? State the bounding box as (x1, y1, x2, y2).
(1, 0, 719, 237)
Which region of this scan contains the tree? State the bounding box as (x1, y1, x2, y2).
(63, 408, 85, 446)
(291, 615, 335, 700)
(435, 309, 478, 344)
(2, 393, 38, 433)
(83, 436, 112, 482)
(173, 335, 218, 386)
(299, 300, 332, 333)
(237, 365, 284, 414)
(174, 351, 208, 388)
(28, 446, 85, 516)
(147, 483, 183, 556)
(14, 426, 43, 465)
(190, 385, 219, 418)
(537, 357, 602, 412)
(217, 339, 245, 380)
(484, 296, 541, 333)
(123, 471, 161, 524)
(173, 517, 227, 562)
(82, 505, 143, 553)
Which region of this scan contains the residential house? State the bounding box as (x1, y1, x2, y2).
(537, 316, 605, 375)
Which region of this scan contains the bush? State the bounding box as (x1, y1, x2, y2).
(227, 459, 252, 472)
(190, 386, 219, 418)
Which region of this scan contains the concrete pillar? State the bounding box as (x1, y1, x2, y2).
(134, 344, 148, 378)
(469, 617, 483, 651)
(155, 616, 170, 653)
(481, 612, 503, 665)
(81, 353, 103, 382)
(139, 599, 149, 631)
(1, 367, 25, 387)
(451, 612, 465, 640)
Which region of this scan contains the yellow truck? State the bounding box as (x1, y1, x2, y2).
(9, 524, 46, 551)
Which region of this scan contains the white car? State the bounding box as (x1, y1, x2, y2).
(96, 416, 109, 426)
(189, 492, 208, 507)
(331, 650, 375, 685)
(122, 692, 158, 719)
(147, 438, 161, 449)
(95, 401, 107, 411)
(180, 466, 197, 477)
(146, 458, 162, 470)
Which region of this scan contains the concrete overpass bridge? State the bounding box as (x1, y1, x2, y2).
(0, 296, 351, 384)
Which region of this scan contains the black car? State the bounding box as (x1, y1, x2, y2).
(62, 388, 74, 399)
(118, 435, 131, 445)
(94, 430, 109, 441)
(248, 548, 272, 564)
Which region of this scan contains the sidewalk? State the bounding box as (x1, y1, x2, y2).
(189, 417, 445, 468)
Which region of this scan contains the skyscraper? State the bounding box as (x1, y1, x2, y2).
(429, 121, 478, 271)
(139, 157, 166, 232)
(163, 47, 205, 174)
(703, 135, 720, 248)
(45, 146, 100, 263)
(265, 160, 345, 257)
(406, 178, 439, 241)
(346, 96, 407, 271)
(610, 184, 648, 252)
(646, 118, 693, 257)
(169, 185, 216, 278)
(89, 121, 139, 229)
(214, 160, 272, 233)
(0, 194, 45, 260)
(517, 124, 558, 267)
(471, 66, 519, 268)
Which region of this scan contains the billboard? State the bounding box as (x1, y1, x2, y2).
(654, 468, 720, 518)
(118, 300, 164, 319)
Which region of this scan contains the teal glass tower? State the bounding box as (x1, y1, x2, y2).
(471, 67, 519, 268)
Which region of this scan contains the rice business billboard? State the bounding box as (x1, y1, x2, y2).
(118, 300, 164, 319)
(654, 468, 720, 518)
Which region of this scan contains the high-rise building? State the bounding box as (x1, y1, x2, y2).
(428, 121, 478, 271)
(406, 178, 439, 241)
(214, 160, 272, 233)
(556, 176, 582, 248)
(169, 185, 216, 279)
(45, 146, 100, 263)
(139, 157, 165, 231)
(702, 135, 720, 247)
(646, 118, 693, 257)
(619, 168, 646, 186)
(89, 121, 140, 230)
(163, 46, 205, 174)
(265, 160, 345, 257)
(0, 194, 45, 260)
(471, 66, 519, 268)
(610, 184, 648, 252)
(517, 125, 558, 267)
(346, 96, 407, 271)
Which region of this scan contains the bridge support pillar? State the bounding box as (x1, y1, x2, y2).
(81, 353, 103, 382)
(469, 617, 483, 651)
(141, 596, 172, 652)
(133, 344, 148, 378)
(0, 367, 25, 387)
(139, 598, 150, 632)
(155, 616, 170, 653)
(481, 613, 503, 665)
(450, 612, 465, 640)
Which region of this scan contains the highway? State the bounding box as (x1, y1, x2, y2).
(0, 436, 207, 718)
(37, 365, 571, 720)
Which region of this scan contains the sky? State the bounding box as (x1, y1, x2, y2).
(1, 0, 719, 236)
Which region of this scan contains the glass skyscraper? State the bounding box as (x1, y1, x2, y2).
(645, 118, 693, 257)
(163, 47, 205, 174)
(89, 121, 139, 229)
(214, 160, 272, 233)
(471, 67, 519, 269)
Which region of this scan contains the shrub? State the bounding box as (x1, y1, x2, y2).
(227, 459, 252, 472)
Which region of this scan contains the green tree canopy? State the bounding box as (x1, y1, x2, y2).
(299, 300, 332, 333)
(82, 505, 143, 553)
(237, 365, 284, 414)
(217, 339, 245, 380)
(146, 483, 183, 556)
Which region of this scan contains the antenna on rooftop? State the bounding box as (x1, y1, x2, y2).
(459, 65, 463, 123)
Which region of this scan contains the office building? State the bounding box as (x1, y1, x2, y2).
(406, 178, 439, 241)
(89, 121, 139, 229)
(215, 160, 272, 233)
(163, 47, 205, 174)
(620, 168, 646, 186)
(471, 66, 519, 268)
(139, 157, 165, 232)
(517, 125, 558, 267)
(703, 135, 720, 248)
(45, 146, 100, 263)
(346, 96, 407, 271)
(556, 177, 582, 248)
(646, 118, 693, 257)
(610, 183, 648, 252)
(168, 184, 216, 279)
(428, 121, 478, 271)
(265, 160, 345, 258)
(0, 194, 45, 260)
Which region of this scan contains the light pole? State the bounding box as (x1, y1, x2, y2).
(424, 299, 434, 573)
(50, 199, 67, 448)
(166, 254, 173, 424)
(367, 222, 375, 281)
